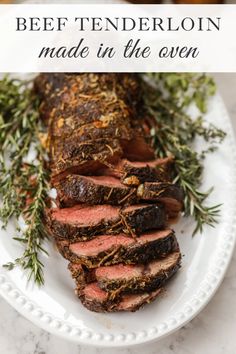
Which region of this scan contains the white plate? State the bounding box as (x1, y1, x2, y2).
(0, 82, 236, 347)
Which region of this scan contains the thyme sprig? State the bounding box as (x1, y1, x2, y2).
(0, 77, 49, 285)
(142, 73, 226, 235)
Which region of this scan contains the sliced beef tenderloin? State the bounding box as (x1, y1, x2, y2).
(56, 229, 178, 268)
(95, 251, 181, 293)
(115, 288, 162, 312)
(69, 250, 181, 294)
(47, 203, 166, 241)
(36, 73, 184, 314)
(77, 282, 162, 312)
(137, 182, 184, 218)
(46, 205, 121, 241)
(54, 175, 137, 207)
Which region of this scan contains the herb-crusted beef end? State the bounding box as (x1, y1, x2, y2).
(76, 283, 162, 312)
(49, 97, 133, 138)
(56, 229, 178, 268)
(50, 116, 133, 145)
(35, 73, 148, 180)
(34, 73, 142, 126)
(47, 203, 166, 241)
(50, 138, 123, 180)
(51, 134, 158, 180)
(51, 138, 121, 163)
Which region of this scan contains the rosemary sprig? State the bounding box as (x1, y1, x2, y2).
(0, 76, 49, 285)
(142, 73, 226, 235)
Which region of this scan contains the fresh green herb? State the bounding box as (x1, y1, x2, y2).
(0, 76, 49, 285)
(150, 73, 216, 113)
(142, 73, 226, 235)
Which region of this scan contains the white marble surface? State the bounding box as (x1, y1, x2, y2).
(0, 74, 236, 354)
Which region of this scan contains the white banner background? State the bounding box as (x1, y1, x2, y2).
(0, 4, 235, 72)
